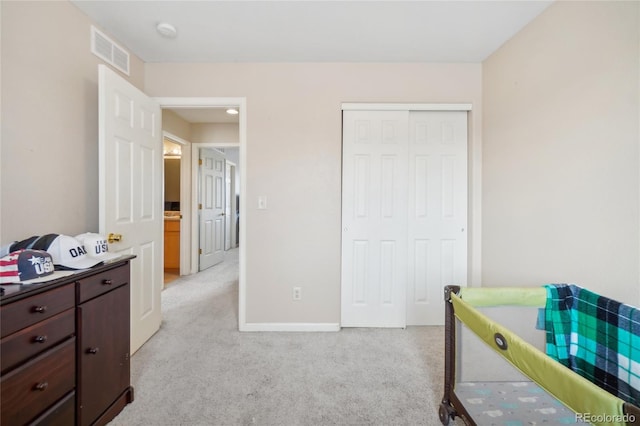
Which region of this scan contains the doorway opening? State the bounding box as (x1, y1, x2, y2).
(162, 133, 188, 286)
(156, 97, 247, 330)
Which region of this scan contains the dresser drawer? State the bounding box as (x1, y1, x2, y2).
(77, 265, 129, 303)
(29, 390, 75, 426)
(1, 308, 75, 374)
(1, 337, 75, 426)
(0, 284, 75, 338)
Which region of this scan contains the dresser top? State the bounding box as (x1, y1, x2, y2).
(0, 255, 135, 305)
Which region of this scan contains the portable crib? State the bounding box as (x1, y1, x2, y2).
(440, 285, 640, 426)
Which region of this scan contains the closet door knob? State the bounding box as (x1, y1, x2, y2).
(87, 347, 100, 355)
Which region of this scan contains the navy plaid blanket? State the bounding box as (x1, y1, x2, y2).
(545, 284, 640, 406)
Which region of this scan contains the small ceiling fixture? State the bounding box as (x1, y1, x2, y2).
(156, 22, 177, 39)
(164, 145, 182, 157)
(226, 108, 239, 115)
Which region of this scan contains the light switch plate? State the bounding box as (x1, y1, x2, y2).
(258, 196, 267, 210)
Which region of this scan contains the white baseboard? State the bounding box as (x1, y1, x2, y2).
(240, 322, 340, 332)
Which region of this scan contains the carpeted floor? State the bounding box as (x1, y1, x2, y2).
(109, 248, 452, 426)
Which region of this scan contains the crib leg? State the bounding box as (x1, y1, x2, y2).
(439, 402, 456, 425)
(441, 286, 460, 425)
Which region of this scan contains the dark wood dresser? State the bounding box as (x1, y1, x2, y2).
(0, 256, 135, 426)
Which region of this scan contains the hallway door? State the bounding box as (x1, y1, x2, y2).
(199, 148, 226, 271)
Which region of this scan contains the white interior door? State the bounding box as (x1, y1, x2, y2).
(341, 108, 468, 328)
(199, 148, 225, 270)
(406, 111, 468, 325)
(341, 110, 409, 327)
(98, 64, 162, 353)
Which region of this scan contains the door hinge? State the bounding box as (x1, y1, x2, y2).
(199, 248, 202, 255)
(199, 159, 203, 166)
(198, 203, 202, 210)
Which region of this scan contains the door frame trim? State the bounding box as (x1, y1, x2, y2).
(342, 103, 472, 111)
(155, 97, 247, 331)
(224, 159, 237, 252)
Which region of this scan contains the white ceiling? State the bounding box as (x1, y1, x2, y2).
(74, 0, 552, 124)
(72, 1, 552, 64)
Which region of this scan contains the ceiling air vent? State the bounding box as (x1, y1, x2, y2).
(91, 26, 130, 76)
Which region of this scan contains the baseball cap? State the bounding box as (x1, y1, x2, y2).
(31, 234, 102, 270)
(75, 233, 121, 263)
(10, 236, 40, 251)
(0, 249, 75, 284)
(0, 242, 16, 258)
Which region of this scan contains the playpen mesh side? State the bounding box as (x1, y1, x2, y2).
(451, 290, 625, 425)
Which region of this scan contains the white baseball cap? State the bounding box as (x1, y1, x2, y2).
(75, 233, 121, 263)
(31, 234, 102, 270)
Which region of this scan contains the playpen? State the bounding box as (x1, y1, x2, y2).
(440, 285, 640, 425)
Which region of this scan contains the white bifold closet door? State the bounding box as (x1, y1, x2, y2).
(341, 109, 467, 327)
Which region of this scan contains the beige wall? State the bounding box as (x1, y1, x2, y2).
(162, 109, 192, 142)
(482, 1, 640, 302)
(145, 63, 482, 323)
(191, 123, 239, 144)
(1, 1, 144, 242)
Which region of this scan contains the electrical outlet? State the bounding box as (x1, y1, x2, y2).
(292, 287, 302, 301)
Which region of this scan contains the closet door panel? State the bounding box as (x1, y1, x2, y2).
(407, 111, 468, 325)
(341, 108, 468, 327)
(341, 110, 409, 327)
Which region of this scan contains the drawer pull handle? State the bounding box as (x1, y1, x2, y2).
(87, 347, 100, 354)
(32, 305, 47, 314)
(33, 335, 48, 344)
(102, 279, 113, 285)
(34, 382, 48, 391)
